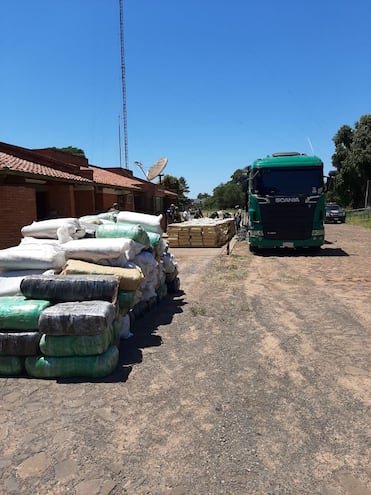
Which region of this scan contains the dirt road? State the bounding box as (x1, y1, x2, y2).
(1, 224, 370, 494)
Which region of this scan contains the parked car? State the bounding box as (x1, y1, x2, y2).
(325, 204, 346, 223)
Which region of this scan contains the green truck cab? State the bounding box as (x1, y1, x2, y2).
(245, 152, 325, 252)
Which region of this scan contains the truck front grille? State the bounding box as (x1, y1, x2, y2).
(259, 203, 315, 240)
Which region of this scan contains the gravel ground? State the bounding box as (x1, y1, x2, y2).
(0, 223, 370, 495)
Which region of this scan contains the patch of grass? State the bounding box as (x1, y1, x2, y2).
(230, 255, 247, 261)
(190, 305, 207, 317)
(278, 275, 300, 284)
(346, 210, 371, 229)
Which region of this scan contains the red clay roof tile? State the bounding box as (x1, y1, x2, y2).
(88, 165, 143, 189)
(0, 152, 91, 182)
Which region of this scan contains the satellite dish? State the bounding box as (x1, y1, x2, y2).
(134, 157, 168, 181)
(147, 157, 168, 181)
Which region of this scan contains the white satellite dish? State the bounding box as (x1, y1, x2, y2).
(134, 157, 168, 182)
(147, 157, 168, 181)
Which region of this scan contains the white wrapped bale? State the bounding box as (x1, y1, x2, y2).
(0, 244, 66, 271)
(130, 251, 160, 301)
(78, 215, 116, 236)
(161, 252, 178, 274)
(116, 211, 163, 235)
(21, 218, 85, 240)
(19, 237, 60, 246)
(0, 269, 46, 297)
(61, 238, 143, 266)
(38, 300, 117, 336)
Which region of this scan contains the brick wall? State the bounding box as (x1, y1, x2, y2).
(74, 188, 95, 217)
(48, 183, 76, 217)
(0, 186, 37, 249)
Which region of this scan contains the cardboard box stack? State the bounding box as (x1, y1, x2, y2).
(167, 218, 236, 248)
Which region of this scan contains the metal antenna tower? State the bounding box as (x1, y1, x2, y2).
(119, 0, 129, 168)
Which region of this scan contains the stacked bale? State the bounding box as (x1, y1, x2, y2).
(115, 212, 164, 235)
(0, 211, 180, 379)
(167, 218, 236, 248)
(21, 275, 120, 378)
(161, 252, 179, 293)
(91, 211, 178, 315)
(61, 260, 144, 317)
(0, 296, 51, 376)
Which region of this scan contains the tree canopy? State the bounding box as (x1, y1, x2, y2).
(329, 114, 371, 208)
(53, 146, 86, 158)
(162, 174, 191, 209)
(202, 167, 247, 210)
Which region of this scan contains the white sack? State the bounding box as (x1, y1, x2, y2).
(0, 269, 46, 296)
(116, 211, 163, 235)
(157, 239, 168, 257)
(161, 252, 178, 274)
(20, 237, 60, 246)
(132, 252, 160, 298)
(21, 218, 85, 240)
(0, 244, 66, 271)
(62, 238, 144, 266)
(119, 314, 133, 339)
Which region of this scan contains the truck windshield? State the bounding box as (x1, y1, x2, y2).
(252, 167, 323, 196)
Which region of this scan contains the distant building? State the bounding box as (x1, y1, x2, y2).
(0, 141, 177, 248)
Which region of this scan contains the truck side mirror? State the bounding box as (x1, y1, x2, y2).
(238, 172, 249, 193)
(325, 176, 333, 192)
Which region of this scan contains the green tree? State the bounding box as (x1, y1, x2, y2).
(162, 174, 190, 208)
(205, 167, 247, 210)
(53, 146, 86, 157)
(330, 115, 371, 208)
(214, 182, 244, 209)
(162, 174, 179, 192)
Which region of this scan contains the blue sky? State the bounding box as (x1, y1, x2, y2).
(1, 0, 370, 198)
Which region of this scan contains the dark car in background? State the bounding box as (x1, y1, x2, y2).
(325, 204, 346, 223)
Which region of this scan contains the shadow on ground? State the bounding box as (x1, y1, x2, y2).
(254, 246, 349, 257)
(120, 292, 186, 367)
(55, 292, 186, 385)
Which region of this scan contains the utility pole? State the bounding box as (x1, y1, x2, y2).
(119, 0, 129, 168)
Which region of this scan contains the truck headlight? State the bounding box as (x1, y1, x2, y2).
(250, 230, 263, 237)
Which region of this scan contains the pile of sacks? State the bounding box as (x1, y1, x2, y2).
(0, 212, 179, 378)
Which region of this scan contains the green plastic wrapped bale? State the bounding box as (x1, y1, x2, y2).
(25, 344, 119, 378)
(0, 296, 50, 330)
(39, 331, 112, 357)
(96, 223, 150, 248)
(0, 332, 41, 356)
(147, 232, 161, 246)
(0, 356, 24, 376)
(118, 290, 135, 311)
(111, 318, 123, 345)
(39, 300, 117, 336)
(97, 212, 117, 222)
(20, 274, 119, 304)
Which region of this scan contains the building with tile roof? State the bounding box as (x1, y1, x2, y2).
(0, 141, 177, 248)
